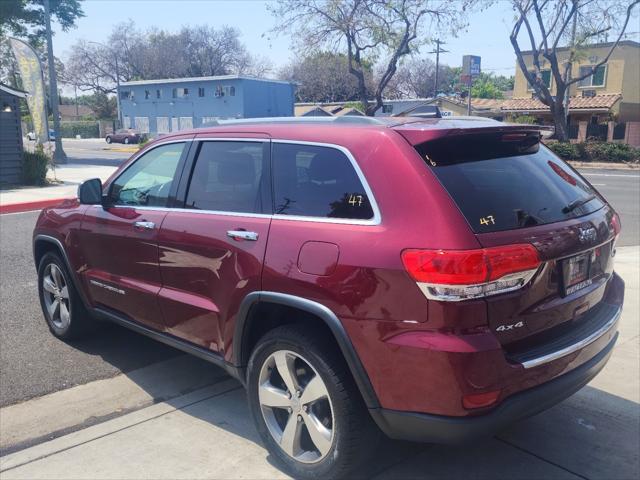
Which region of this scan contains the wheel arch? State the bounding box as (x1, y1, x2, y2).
(33, 234, 91, 309)
(233, 291, 380, 409)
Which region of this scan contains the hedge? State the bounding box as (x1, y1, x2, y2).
(547, 141, 639, 163)
(58, 121, 100, 138)
(22, 144, 49, 185)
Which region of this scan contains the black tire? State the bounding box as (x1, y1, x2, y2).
(37, 251, 94, 340)
(247, 324, 380, 479)
(105, 136, 112, 144)
(124, 137, 130, 144)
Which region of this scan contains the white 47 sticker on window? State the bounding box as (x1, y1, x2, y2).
(496, 321, 524, 332)
(348, 194, 364, 207)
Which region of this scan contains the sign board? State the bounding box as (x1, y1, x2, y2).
(462, 55, 481, 78)
(9, 37, 49, 144)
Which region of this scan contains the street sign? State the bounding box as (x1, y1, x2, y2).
(462, 55, 481, 78)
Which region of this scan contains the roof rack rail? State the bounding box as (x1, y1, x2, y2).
(199, 116, 385, 128)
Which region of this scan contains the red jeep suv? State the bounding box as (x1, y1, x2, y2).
(33, 117, 623, 479)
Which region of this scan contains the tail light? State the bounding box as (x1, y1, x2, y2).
(402, 244, 541, 301)
(610, 213, 621, 236)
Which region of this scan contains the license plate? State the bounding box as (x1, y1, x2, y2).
(562, 252, 592, 296)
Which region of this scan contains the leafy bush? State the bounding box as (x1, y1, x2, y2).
(546, 141, 581, 160)
(546, 140, 639, 163)
(58, 121, 100, 138)
(580, 142, 639, 163)
(22, 144, 50, 185)
(511, 115, 536, 125)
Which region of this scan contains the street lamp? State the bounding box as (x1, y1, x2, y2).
(88, 41, 123, 128)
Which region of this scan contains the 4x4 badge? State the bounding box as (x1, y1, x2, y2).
(496, 321, 524, 332)
(578, 226, 597, 244)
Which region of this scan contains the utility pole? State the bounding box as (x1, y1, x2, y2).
(428, 39, 449, 97)
(43, 0, 67, 164)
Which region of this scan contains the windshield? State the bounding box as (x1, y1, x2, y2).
(415, 136, 604, 233)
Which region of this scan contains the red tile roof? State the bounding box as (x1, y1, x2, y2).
(502, 94, 622, 112)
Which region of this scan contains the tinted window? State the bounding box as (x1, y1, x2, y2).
(110, 143, 185, 206)
(186, 141, 266, 213)
(416, 136, 604, 233)
(272, 143, 373, 220)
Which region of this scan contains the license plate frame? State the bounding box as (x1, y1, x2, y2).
(561, 251, 593, 296)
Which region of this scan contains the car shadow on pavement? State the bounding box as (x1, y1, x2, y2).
(104, 337, 636, 480)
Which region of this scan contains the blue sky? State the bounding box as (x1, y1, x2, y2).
(52, 0, 522, 76)
(51, 0, 638, 78)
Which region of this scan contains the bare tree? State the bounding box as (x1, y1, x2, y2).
(384, 56, 460, 98)
(509, 0, 639, 141)
(279, 51, 373, 102)
(62, 21, 270, 93)
(269, 0, 472, 115)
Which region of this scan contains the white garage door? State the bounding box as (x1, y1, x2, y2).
(171, 117, 179, 132)
(135, 116, 149, 133)
(156, 117, 170, 134)
(179, 116, 193, 130)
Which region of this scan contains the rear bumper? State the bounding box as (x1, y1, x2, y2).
(369, 331, 617, 444)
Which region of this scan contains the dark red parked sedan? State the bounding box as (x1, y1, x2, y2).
(105, 128, 143, 144)
(33, 116, 623, 479)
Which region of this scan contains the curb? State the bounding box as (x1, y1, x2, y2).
(102, 147, 139, 153)
(0, 198, 71, 215)
(568, 161, 639, 170)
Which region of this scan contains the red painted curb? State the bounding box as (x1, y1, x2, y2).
(0, 198, 71, 215)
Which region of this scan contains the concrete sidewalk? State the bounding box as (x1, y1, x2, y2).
(0, 164, 116, 210)
(1, 247, 638, 480)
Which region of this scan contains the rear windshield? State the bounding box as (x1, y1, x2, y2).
(415, 134, 604, 233)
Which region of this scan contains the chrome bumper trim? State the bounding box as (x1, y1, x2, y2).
(521, 306, 621, 369)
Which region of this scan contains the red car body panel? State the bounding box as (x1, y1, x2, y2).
(33, 119, 623, 436)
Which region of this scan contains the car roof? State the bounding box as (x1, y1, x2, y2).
(152, 116, 545, 146)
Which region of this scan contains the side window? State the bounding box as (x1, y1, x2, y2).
(110, 143, 185, 207)
(272, 143, 374, 220)
(185, 141, 266, 213)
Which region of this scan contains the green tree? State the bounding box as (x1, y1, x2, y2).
(0, 0, 84, 44)
(470, 73, 512, 99)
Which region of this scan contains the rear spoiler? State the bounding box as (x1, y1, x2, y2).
(393, 123, 554, 146)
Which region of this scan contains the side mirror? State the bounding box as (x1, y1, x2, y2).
(78, 178, 103, 205)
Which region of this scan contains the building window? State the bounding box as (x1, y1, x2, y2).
(198, 87, 205, 97)
(578, 65, 607, 88)
(382, 104, 393, 114)
(222, 86, 235, 97)
(144, 90, 151, 100)
(119, 90, 131, 100)
(230, 86, 235, 96)
(156, 89, 162, 99)
(172, 88, 189, 98)
(527, 70, 551, 91)
(214, 85, 224, 97)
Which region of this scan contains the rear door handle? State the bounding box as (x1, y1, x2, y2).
(227, 230, 258, 241)
(134, 221, 155, 230)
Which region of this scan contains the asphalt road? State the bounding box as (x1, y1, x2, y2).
(0, 166, 638, 407)
(581, 168, 640, 247)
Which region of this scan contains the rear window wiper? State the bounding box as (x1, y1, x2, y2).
(562, 194, 596, 214)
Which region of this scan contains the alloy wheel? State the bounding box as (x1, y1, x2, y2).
(258, 350, 334, 463)
(42, 263, 71, 330)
